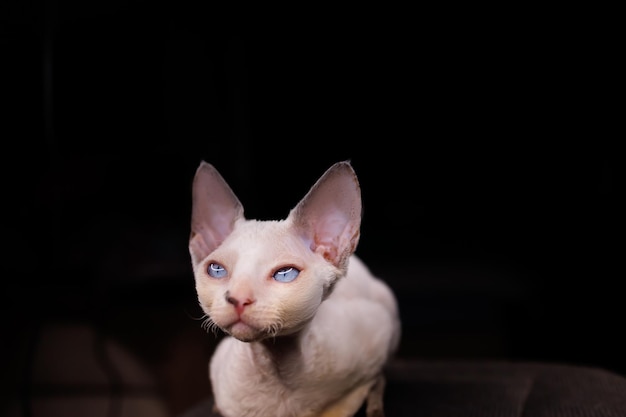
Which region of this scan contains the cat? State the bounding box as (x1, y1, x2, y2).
(188, 160, 401, 417)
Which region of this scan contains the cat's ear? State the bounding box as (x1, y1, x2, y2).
(189, 161, 244, 267)
(289, 161, 362, 271)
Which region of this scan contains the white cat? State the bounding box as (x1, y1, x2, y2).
(189, 161, 401, 417)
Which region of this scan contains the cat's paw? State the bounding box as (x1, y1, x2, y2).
(365, 375, 386, 417)
(365, 405, 384, 417)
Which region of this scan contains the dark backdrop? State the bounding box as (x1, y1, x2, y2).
(1, 0, 621, 405)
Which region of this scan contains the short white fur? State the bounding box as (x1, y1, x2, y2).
(189, 161, 401, 417)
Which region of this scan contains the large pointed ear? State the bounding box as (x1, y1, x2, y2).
(288, 161, 362, 271)
(189, 161, 244, 267)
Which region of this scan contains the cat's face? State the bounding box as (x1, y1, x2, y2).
(194, 219, 341, 342)
(189, 160, 361, 342)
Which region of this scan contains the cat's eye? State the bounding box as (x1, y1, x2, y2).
(273, 266, 299, 283)
(208, 262, 228, 279)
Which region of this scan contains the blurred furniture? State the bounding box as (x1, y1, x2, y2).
(179, 359, 626, 417)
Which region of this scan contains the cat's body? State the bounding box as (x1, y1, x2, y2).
(189, 161, 401, 417)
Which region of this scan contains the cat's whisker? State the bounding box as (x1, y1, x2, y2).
(200, 316, 221, 337)
(187, 311, 209, 321)
(266, 319, 284, 338)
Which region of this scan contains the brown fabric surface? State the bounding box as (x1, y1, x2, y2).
(179, 360, 626, 417)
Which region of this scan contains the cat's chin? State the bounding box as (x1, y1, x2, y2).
(226, 321, 266, 343)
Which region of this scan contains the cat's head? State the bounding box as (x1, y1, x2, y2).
(188, 161, 362, 342)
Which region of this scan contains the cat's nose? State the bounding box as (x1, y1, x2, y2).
(225, 291, 255, 315)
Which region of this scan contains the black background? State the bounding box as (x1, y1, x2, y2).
(1, 1, 621, 413)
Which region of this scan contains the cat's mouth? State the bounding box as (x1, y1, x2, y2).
(222, 318, 281, 342)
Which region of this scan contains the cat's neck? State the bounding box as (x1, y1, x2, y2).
(249, 333, 305, 380)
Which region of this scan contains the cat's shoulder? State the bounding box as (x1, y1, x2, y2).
(345, 254, 378, 282)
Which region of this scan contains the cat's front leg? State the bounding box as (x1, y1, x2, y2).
(317, 382, 372, 417)
(365, 374, 386, 417)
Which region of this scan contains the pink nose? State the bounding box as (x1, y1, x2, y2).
(225, 291, 255, 315)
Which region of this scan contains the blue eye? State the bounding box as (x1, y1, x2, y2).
(208, 263, 227, 279)
(273, 267, 299, 283)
